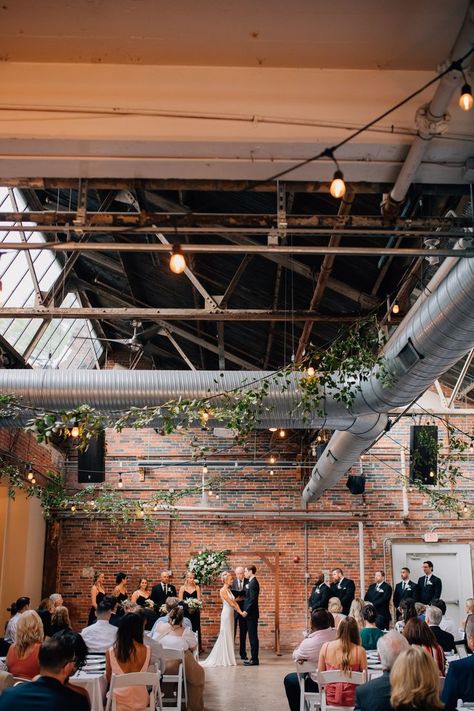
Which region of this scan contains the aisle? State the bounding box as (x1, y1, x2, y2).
(203, 651, 292, 711)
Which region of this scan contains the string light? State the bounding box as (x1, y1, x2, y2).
(70, 504, 76, 512)
(269, 455, 276, 464)
(306, 366, 315, 377)
(463, 504, 469, 513)
(169, 245, 186, 274)
(268, 427, 277, 432)
(118, 474, 123, 489)
(31, 477, 36, 484)
(330, 169, 346, 199)
(270, 469, 274, 476)
(279, 429, 286, 438)
(202, 464, 208, 475)
(392, 302, 400, 315)
(70, 425, 80, 438)
(429, 469, 435, 478)
(27, 463, 34, 481)
(459, 83, 473, 111)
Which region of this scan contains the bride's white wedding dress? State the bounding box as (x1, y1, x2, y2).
(200, 591, 236, 667)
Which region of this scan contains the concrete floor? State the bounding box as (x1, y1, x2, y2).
(203, 651, 292, 711)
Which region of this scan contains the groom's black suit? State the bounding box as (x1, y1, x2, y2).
(243, 576, 260, 664)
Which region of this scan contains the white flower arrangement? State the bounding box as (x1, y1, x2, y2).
(144, 599, 156, 610)
(186, 598, 203, 612)
(187, 548, 230, 585)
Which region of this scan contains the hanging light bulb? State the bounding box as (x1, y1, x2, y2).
(270, 469, 274, 476)
(330, 170, 346, 199)
(459, 83, 473, 111)
(71, 425, 80, 438)
(469, 441, 474, 451)
(392, 302, 400, 315)
(429, 469, 435, 478)
(307, 366, 315, 377)
(70, 504, 76, 512)
(269, 455, 276, 464)
(31, 477, 36, 484)
(279, 429, 286, 438)
(463, 503, 469, 513)
(118, 475, 123, 489)
(268, 427, 277, 432)
(169, 244, 186, 274)
(137, 506, 145, 519)
(202, 464, 208, 475)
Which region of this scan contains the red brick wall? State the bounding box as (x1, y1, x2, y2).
(51, 415, 474, 651)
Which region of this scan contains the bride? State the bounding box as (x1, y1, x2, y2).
(201, 570, 246, 667)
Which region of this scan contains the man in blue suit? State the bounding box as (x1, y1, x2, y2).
(354, 631, 409, 711)
(442, 615, 474, 711)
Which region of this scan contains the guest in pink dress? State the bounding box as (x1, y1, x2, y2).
(318, 616, 367, 707)
(106, 612, 151, 711)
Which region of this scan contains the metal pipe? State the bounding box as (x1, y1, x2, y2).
(401, 447, 409, 519)
(358, 522, 365, 596)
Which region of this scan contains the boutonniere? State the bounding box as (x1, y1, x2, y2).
(245, 583, 249, 589)
(427, 580, 432, 585)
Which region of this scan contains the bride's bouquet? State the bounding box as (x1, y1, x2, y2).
(186, 598, 203, 613)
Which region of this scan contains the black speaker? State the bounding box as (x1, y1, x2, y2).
(410, 425, 438, 484)
(346, 474, 366, 495)
(78, 431, 105, 483)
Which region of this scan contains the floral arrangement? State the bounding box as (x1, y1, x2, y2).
(186, 598, 203, 612)
(144, 598, 156, 610)
(159, 603, 168, 615)
(187, 548, 230, 585)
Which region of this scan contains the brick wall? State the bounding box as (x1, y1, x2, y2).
(51, 414, 474, 651)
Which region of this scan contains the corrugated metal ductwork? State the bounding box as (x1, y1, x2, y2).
(302, 253, 474, 503)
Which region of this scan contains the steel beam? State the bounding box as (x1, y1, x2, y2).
(0, 307, 390, 321)
(0, 242, 471, 258)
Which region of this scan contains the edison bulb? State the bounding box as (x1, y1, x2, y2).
(459, 84, 473, 111)
(392, 303, 400, 315)
(169, 251, 186, 274)
(330, 170, 346, 199)
(307, 366, 315, 377)
(71, 426, 80, 438)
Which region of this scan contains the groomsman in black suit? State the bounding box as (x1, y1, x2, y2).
(243, 565, 260, 666)
(150, 570, 177, 608)
(417, 560, 442, 605)
(330, 568, 355, 615)
(365, 571, 393, 630)
(231, 566, 248, 660)
(393, 567, 419, 619)
(308, 572, 331, 610)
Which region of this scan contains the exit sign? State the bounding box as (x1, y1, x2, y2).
(424, 531, 439, 543)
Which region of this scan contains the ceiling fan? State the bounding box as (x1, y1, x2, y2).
(76, 320, 144, 352)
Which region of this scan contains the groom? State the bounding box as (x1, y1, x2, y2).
(243, 565, 260, 666)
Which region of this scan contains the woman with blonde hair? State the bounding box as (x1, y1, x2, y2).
(390, 645, 444, 710)
(6, 609, 44, 679)
(348, 598, 365, 630)
(327, 597, 346, 630)
(318, 616, 367, 707)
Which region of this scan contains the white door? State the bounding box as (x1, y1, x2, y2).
(391, 542, 473, 631)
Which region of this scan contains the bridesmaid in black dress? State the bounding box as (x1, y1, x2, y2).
(112, 571, 129, 604)
(131, 577, 151, 606)
(131, 577, 156, 630)
(179, 570, 202, 651)
(88, 571, 106, 625)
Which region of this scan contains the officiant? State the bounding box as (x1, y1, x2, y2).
(231, 566, 248, 661)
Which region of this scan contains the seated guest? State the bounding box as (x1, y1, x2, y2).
(318, 616, 367, 708)
(349, 598, 366, 631)
(150, 596, 192, 638)
(442, 614, 474, 710)
(50, 606, 72, 636)
(53, 630, 90, 705)
(4, 597, 30, 645)
(0, 671, 13, 694)
(36, 598, 54, 637)
(284, 608, 337, 711)
(6, 609, 43, 679)
(390, 645, 444, 711)
(49, 594, 63, 610)
(81, 597, 117, 653)
(414, 602, 426, 620)
(0, 634, 90, 710)
(360, 604, 384, 651)
(354, 630, 409, 711)
(431, 598, 458, 639)
(394, 598, 417, 633)
(157, 607, 205, 711)
(327, 597, 346, 630)
(402, 617, 445, 675)
(106, 612, 152, 711)
(425, 605, 454, 652)
(134, 608, 165, 674)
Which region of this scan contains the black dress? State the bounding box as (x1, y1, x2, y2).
(88, 590, 105, 626)
(183, 589, 201, 648)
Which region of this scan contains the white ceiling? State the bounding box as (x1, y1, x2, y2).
(0, 0, 470, 69)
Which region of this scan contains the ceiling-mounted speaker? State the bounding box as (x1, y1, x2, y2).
(78, 431, 105, 483)
(410, 425, 438, 485)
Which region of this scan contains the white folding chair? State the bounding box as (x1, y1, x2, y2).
(161, 648, 187, 710)
(192, 632, 199, 661)
(318, 669, 367, 711)
(105, 671, 161, 711)
(295, 661, 320, 711)
(457, 703, 474, 709)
